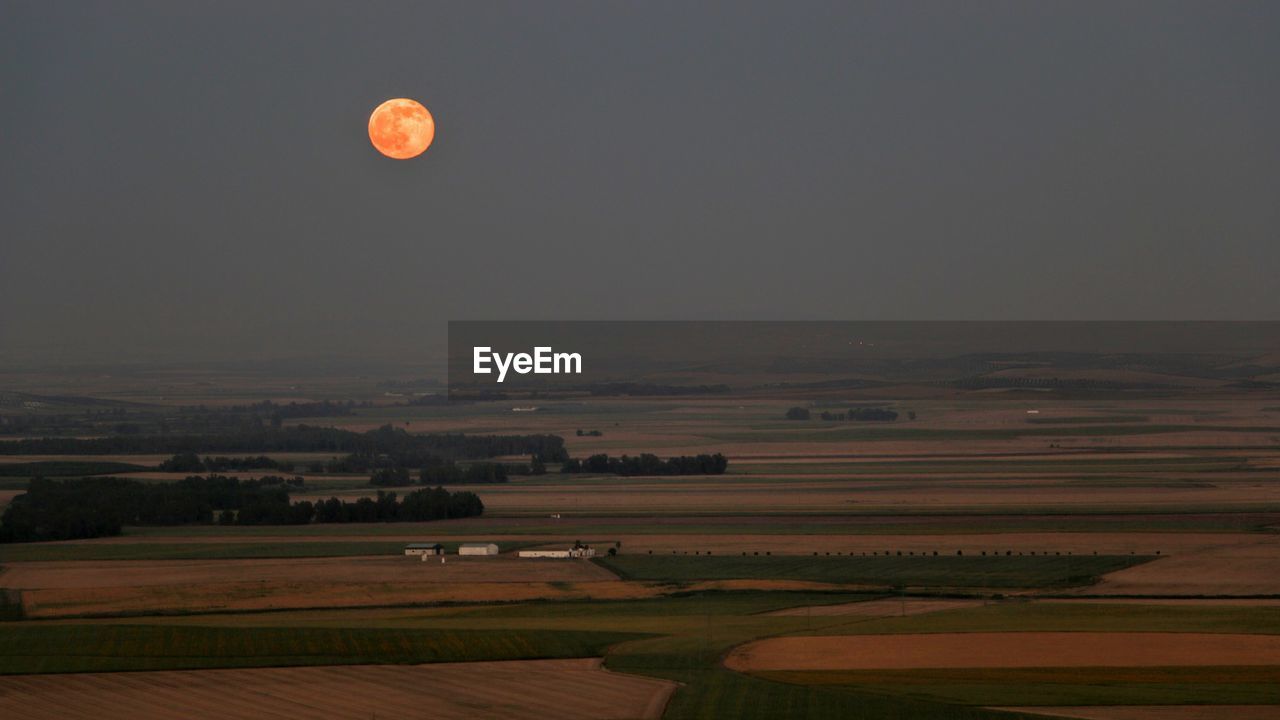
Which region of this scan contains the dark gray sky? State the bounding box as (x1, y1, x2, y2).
(2, 1, 1278, 363)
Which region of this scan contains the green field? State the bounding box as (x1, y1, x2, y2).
(590, 593, 1048, 720)
(416, 593, 1280, 718)
(595, 554, 1153, 589)
(0, 624, 647, 674)
(4, 589, 1278, 718)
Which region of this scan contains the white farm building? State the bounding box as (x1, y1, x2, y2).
(518, 547, 596, 559)
(458, 542, 500, 556)
(404, 543, 444, 556)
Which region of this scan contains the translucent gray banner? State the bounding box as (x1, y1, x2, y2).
(446, 321, 1280, 399)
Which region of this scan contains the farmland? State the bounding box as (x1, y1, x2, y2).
(595, 554, 1151, 589)
(0, 659, 678, 720)
(2, 356, 1280, 717)
(726, 632, 1280, 670)
(0, 624, 647, 674)
(5, 568, 1279, 716)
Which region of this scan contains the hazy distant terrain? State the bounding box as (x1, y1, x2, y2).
(2, 339, 1279, 717)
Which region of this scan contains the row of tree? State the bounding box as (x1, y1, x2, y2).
(560, 453, 728, 476)
(785, 407, 901, 421)
(0, 475, 483, 543)
(310, 488, 483, 524)
(0, 424, 568, 462)
(159, 453, 294, 473)
(0, 399, 366, 438)
(371, 456, 549, 486)
(229, 488, 483, 526)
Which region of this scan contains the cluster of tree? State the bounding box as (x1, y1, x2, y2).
(506, 455, 548, 476)
(825, 408, 899, 421)
(311, 488, 483, 523)
(575, 429, 603, 437)
(318, 451, 554, 478)
(0, 394, 162, 437)
(170, 400, 362, 432)
(0, 413, 95, 436)
(419, 461, 508, 485)
(0, 475, 482, 543)
(0, 424, 568, 463)
(785, 407, 899, 422)
(370, 455, 548, 487)
(0, 475, 301, 542)
(286, 426, 566, 478)
(560, 453, 728, 476)
(233, 488, 483, 525)
(159, 453, 294, 473)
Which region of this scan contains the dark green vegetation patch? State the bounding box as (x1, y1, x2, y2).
(0, 461, 149, 477)
(0, 625, 646, 674)
(596, 554, 1153, 589)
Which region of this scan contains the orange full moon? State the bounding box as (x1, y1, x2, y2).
(368, 98, 435, 159)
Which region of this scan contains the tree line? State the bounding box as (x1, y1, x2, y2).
(785, 407, 900, 421)
(0, 475, 483, 543)
(0, 399, 365, 438)
(312, 488, 482, 523)
(371, 455, 548, 487)
(560, 453, 728, 476)
(0, 424, 568, 462)
(159, 453, 294, 473)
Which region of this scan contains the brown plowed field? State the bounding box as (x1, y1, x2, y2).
(0, 658, 678, 719)
(8, 569, 861, 618)
(0, 555, 617, 589)
(17, 579, 656, 618)
(1, 555, 627, 617)
(725, 632, 1280, 672)
(1066, 535, 1280, 596)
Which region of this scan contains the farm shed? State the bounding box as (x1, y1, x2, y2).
(404, 543, 444, 556)
(458, 543, 500, 556)
(519, 546, 596, 559)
